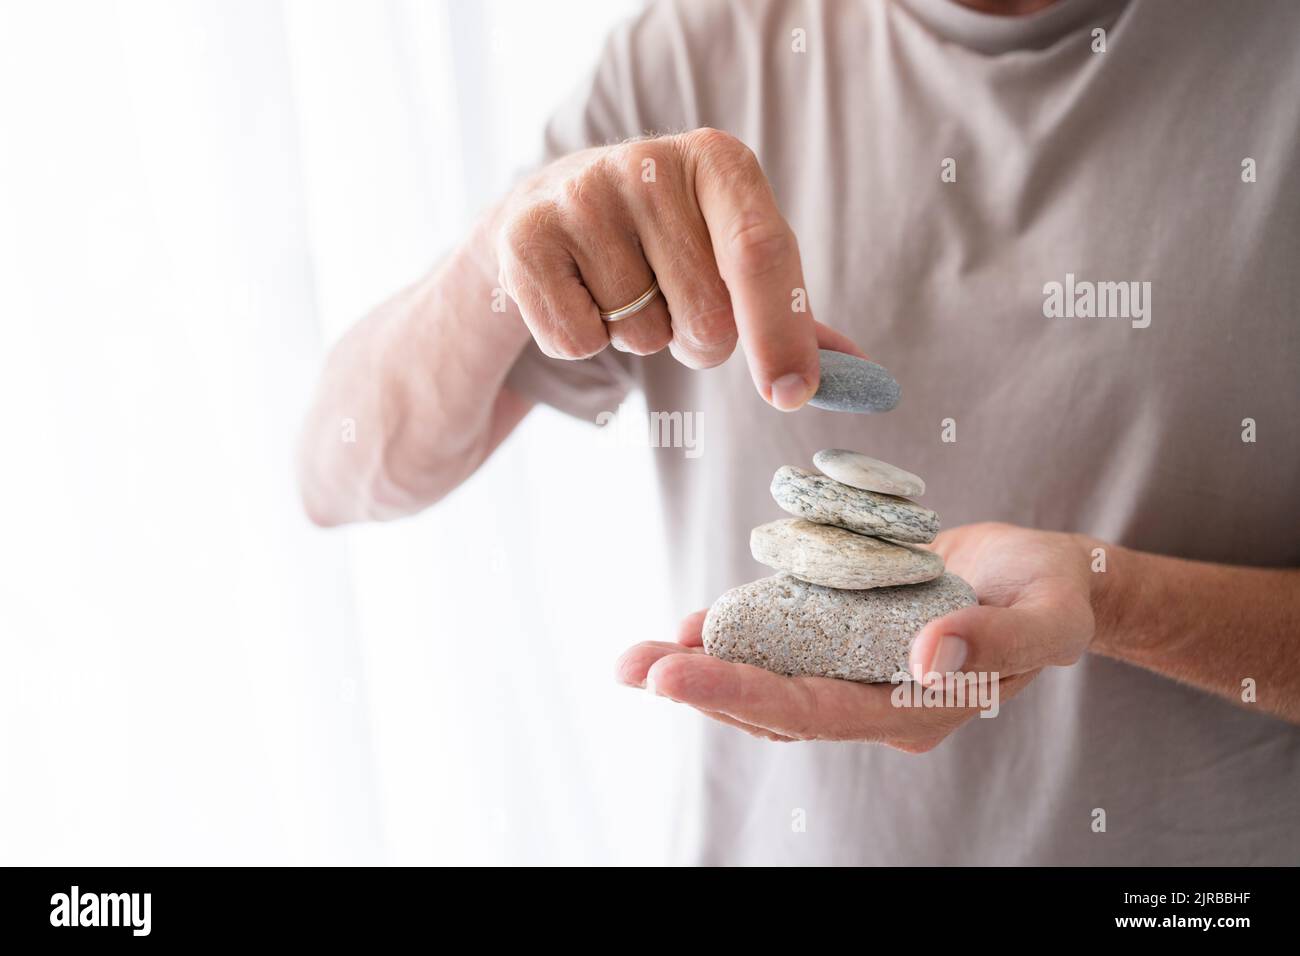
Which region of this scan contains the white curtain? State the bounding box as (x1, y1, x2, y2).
(0, 0, 696, 865)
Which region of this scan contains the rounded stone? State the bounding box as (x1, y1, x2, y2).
(813, 448, 925, 498)
(809, 349, 901, 414)
(750, 517, 944, 589)
(702, 572, 978, 682)
(770, 466, 938, 544)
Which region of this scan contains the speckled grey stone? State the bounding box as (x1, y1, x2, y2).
(813, 448, 926, 498)
(770, 466, 938, 544)
(809, 349, 901, 413)
(703, 572, 977, 682)
(750, 517, 944, 589)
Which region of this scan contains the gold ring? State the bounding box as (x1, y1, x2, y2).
(598, 278, 660, 322)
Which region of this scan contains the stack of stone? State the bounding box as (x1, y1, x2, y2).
(702, 449, 976, 683)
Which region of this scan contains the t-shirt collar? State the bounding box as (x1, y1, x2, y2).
(896, 0, 1129, 55)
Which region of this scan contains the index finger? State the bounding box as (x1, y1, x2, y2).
(684, 129, 821, 411)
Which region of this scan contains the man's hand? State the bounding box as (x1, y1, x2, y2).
(493, 128, 863, 410)
(615, 523, 1098, 748)
(909, 522, 1097, 682)
(299, 127, 870, 524)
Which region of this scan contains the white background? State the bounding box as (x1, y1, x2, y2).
(0, 0, 698, 865)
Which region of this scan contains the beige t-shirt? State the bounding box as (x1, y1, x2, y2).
(507, 0, 1300, 864)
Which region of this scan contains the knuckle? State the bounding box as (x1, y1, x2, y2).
(619, 325, 672, 357)
(498, 201, 560, 266)
(561, 341, 606, 361)
(611, 137, 681, 214)
(557, 307, 609, 359)
(509, 284, 606, 363)
(645, 324, 675, 354)
(686, 127, 753, 169)
(669, 338, 730, 371)
(672, 302, 737, 360)
(688, 128, 768, 194)
(723, 216, 796, 279)
(546, 325, 605, 361)
(534, 337, 569, 360)
(555, 168, 613, 231)
(617, 136, 676, 177)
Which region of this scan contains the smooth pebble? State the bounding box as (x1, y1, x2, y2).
(813, 448, 926, 498)
(809, 349, 901, 414)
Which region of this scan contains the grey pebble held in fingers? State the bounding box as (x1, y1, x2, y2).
(750, 517, 944, 589)
(771, 465, 939, 544)
(702, 572, 978, 683)
(808, 349, 901, 413)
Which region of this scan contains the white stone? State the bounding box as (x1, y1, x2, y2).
(813, 448, 925, 498)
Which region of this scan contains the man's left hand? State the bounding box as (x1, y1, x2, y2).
(615, 522, 1100, 749)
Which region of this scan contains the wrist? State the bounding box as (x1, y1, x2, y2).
(1076, 533, 1120, 653)
(1084, 537, 1152, 661)
(459, 206, 536, 351)
(408, 216, 533, 360)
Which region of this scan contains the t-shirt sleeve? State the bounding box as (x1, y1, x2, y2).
(505, 338, 638, 424)
(503, 8, 669, 423)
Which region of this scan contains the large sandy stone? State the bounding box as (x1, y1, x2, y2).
(702, 572, 978, 682)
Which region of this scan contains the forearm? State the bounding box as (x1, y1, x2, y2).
(298, 214, 533, 526)
(1091, 544, 1300, 723)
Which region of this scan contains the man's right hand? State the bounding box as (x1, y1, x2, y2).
(300, 129, 868, 525)
(492, 128, 862, 410)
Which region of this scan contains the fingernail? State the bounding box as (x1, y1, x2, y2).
(644, 675, 658, 696)
(770, 373, 811, 411)
(928, 636, 967, 680)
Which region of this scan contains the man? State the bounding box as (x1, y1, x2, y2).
(299, 0, 1300, 864)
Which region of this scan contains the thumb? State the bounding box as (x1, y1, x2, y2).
(908, 602, 1087, 685)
